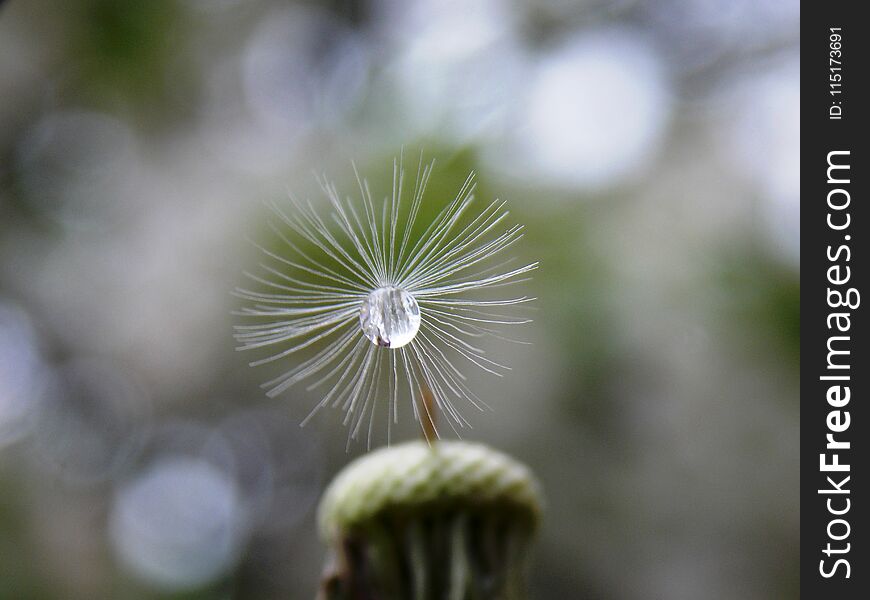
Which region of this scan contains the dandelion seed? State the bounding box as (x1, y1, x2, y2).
(235, 155, 537, 447)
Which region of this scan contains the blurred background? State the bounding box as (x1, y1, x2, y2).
(0, 0, 798, 598)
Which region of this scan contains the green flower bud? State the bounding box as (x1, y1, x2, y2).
(317, 441, 543, 600)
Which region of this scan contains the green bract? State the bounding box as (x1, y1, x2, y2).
(319, 440, 543, 540)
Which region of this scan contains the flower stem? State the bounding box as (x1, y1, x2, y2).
(420, 385, 438, 446)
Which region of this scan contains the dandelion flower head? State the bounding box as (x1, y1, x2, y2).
(235, 156, 537, 447)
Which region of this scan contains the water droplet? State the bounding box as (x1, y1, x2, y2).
(359, 287, 420, 348)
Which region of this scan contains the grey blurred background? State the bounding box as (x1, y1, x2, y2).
(0, 1, 798, 598)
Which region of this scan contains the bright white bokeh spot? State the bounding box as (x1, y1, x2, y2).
(720, 58, 800, 265)
(379, 0, 527, 143)
(0, 301, 43, 449)
(496, 28, 671, 191)
(109, 457, 246, 590)
(360, 287, 421, 348)
(201, 5, 369, 174)
(243, 6, 368, 134)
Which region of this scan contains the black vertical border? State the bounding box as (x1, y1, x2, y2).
(801, 3, 867, 598)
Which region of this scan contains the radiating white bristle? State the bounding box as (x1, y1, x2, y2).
(235, 155, 537, 448)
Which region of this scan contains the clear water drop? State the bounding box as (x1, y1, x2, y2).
(359, 287, 421, 348)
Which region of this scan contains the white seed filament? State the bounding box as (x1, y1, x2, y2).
(235, 158, 539, 447)
(359, 287, 421, 348)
